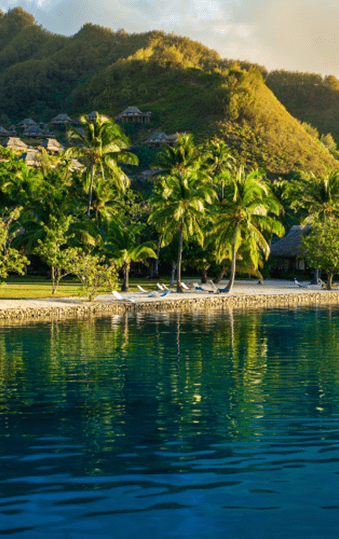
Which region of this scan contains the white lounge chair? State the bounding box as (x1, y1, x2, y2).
(180, 282, 190, 291)
(294, 278, 310, 289)
(137, 285, 147, 293)
(156, 283, 165, 291)
(112, 290, 135, 302)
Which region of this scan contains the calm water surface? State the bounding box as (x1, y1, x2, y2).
(1, 307, 339, 538)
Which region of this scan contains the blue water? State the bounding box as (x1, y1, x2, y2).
(1, 307, 339, 538)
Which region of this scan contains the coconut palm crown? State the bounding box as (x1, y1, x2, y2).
(66, 115, 138, 217)
(215, 167, 284, 292)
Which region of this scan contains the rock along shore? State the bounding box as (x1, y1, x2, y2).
(1, 280, 339, 324)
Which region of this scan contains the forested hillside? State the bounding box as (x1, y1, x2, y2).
(0, 7, 338, 175)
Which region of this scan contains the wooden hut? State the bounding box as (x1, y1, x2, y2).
(146, 132, 169, 146)
(4, 137, 28, 151)
(8, 125, 17, 135)
(0, 126, 9, 137)
(270, 225, 311, 272)
(117, 106, 152, 124)
(88, 111, 100, 122)
(23, 125, 44, 138)
(18, 118, 37, 128)
(16, 150, 41, 167)
(41, 138, 64, 154)
(51, 114, 73, 125)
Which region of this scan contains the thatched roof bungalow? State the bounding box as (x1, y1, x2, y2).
(270, 225, 311, 272)
(41, 138, 64, 153)
(0, 126, 9, 137)
(23, 125, 44, 138)
(146, 132, 179, 146)
(51, 114, 73, 125)
(16, 150, 41, 167)
(18, 118, 37, 128)
(117, 106, 152, 124)
(4, 137, 28, 151)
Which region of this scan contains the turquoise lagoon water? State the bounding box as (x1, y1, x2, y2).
(1, 307, 339, 537)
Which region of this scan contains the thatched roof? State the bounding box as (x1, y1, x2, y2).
(23, 125, 43, 137)
(147, 132, 169, 144)
(41, 138, 64, 153)
(18, 118, 37, 127)
(88, 111, 99, 122)
(0, 126, 9, 137)
(270, 225, 311, 257)
(8, 125, 17, 134)
(5, 137, 28, 150)
(118, 106, 152, 118)
(17, 150, 41, 167)
(51, 114, 73, 124)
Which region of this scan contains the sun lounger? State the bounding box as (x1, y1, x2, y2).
(294, 278, 310, 289)
(180, 282, 190, 291)
(137, 285, 147, 293)
(218, 287, 229, 293)
(112, 290, 135, 302)
(156, 283, 165, 291)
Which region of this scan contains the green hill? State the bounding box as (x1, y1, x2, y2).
(0, 7, 338, 176)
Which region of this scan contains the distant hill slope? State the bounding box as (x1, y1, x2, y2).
(0, 7, 338, 176)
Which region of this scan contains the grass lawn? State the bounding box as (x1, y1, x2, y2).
(0, 276, 176, 299)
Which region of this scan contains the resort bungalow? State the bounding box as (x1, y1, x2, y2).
(117, 106, 152, 124)
(51, 114, 73, 125)
(17, 118, 38, 128)
(270, 225, 311, 272)
(146, 132, 179, 146)
(41, 138, 64, 154)
(4, 137, 28, 151)
(23, 125, 44, 138)
(0, 126, 9, 137)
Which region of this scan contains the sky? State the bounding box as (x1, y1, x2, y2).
(2, 0, 339, 76)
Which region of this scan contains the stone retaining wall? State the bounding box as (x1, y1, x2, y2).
(1, 291, 339, 324)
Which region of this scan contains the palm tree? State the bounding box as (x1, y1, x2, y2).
(155, 133, 202, 174)
(287, 170, 339, 223)
(148, 169, 216, 292)
(205, 138, 235, 201)
(215, 167, 284, 292)
(66, 115, 138, 217)
(105, 220, 156, 292)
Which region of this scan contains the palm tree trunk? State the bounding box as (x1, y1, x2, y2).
(226, 224, 238, 292)
(213, 265, 228, 285)
(153, 236, 162, 278)
(87, 165, 95, 218)
(176, 222, 184, 292)
(201, 264, 210, 284)
(170, 260, 176, 286)
(121, 262, 130, 292)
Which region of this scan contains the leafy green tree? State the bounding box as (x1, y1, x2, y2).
(69, 250, 119, 301)
(66, 115, 138, 217)
(287, 171, 339, 223)
(215, 167, 284, 292)
(155, 133, 202, 174)
(205, 138, 235, 200)
(0, 208, 28, 282)
(105, 220, 156, 291)
(34, 216, 75, 294)
(302, 221, 339, 290)
(149, 169, 216, 292)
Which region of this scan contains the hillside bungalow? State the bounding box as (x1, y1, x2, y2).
(146, 132, 179, 146)
(0, 126, 9, 137)
(4, 137, 28, 151)
(18, 118, 37, 128)
(8, 125, 17, 135)
(51, 114, 73, 125)
(41, 138, 64, 153)
(270, 225, 311, 272)
(117, 106, 152, 124)
(17, 150, 41, 167)
(23, 125, 44, 138)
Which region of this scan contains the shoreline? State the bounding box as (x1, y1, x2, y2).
(1, 280, 339, 324)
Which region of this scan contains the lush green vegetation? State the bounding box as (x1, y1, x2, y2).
(0, 8, 338, 175)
